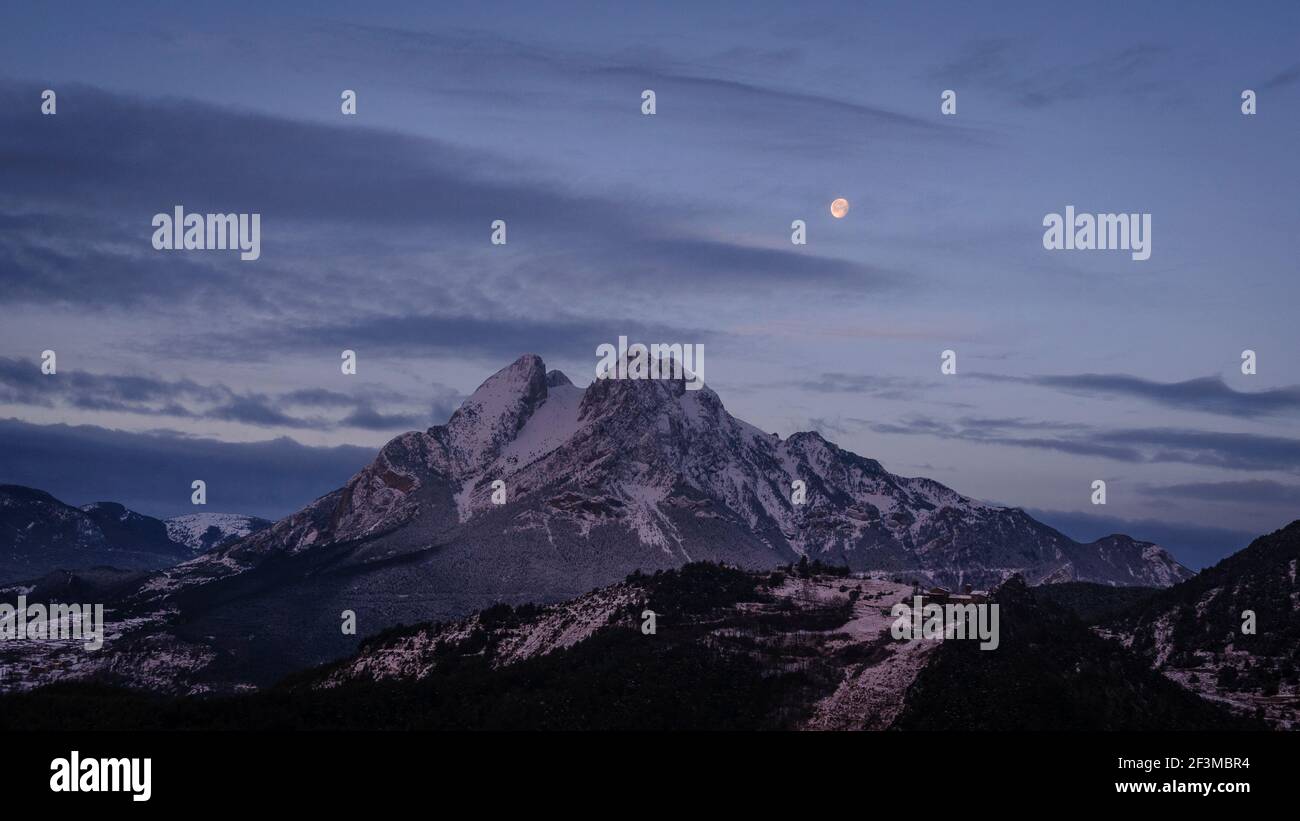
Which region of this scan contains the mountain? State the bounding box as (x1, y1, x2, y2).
(146, 353, 1190, 594)
(1101, 520, 1300, 728)
(0, 486, 191, 584)
(0, 563, 1254, 731)
(1, 354, 1192, 691)
(164, 513, 271, 553)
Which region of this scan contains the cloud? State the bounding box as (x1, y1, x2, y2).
(930, 40, 1172, 108)
(339, 404, 428, 431)
(805, 416, 860, 438)
(867, 413, 1300, 473)
(329, 21, 971, 148)
(625, 237, 897, 291)
(0, 79, 900, 315)
(0, 418, 374, 520)
(1262, 62, 1300, 89)
(208, 394, 323, 430)
(594, 64, 960, 145)
(929, 38, 1019, 83)
(279, 388, 368, 408)
(866, 415, 1144, 462)
(951, 416, 1089, 433)
(971, 372, 1300, 418)
(1140, 479, 1300, 506)
(0, 357, 440, 433)
(197, 313, 720, 365)
(789, 373, 928, 399)
(0, 77, 903, 380)
(1096, 428, 1300, 473)
(0, 356, 218, 415)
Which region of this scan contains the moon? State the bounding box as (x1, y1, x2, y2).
(830, 198, 850, 219)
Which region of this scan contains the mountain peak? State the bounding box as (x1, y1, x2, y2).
(441, 354, 549, 476)
(545, 369, 573, 388)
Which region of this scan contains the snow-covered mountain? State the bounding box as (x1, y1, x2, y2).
(3, 354, 1194, 691)
(164, 513, 271, 553)
(149, 354, 1190, 596)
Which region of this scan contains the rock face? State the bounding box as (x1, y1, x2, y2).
(0, 486, 191, 584)
(2, 354, 1195, 690)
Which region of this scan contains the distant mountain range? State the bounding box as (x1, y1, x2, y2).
(0, 485, 268, 585)
(0, 353, 1196, 693)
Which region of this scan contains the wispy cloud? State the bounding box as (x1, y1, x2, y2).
(930, 39, 1173, 108)
(189, 313, 719, 366)
(789, 373, 929, 399)
(1140, 479, 1300, 505)
(0, 78, 898, 375)
(1262, 62, 1300, 89)
(971, 372, 1300, 418)
(868, 413, 1300, 473)
(329, 21, 974, 147)
(0, 357, 452, 433)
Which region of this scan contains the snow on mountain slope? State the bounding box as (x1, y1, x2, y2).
(496, 379, 584, 471)
(10, 353, 1195, 693)
(440, 353, 550, 476)
(134, 353, 1193, 606)
(164, 513, 271, 553)
(320, 582, 641, 687)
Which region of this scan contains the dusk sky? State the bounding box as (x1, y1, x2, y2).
(1, 1, 1298, 568)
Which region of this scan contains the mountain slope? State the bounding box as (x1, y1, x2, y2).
(0, 486, 191, 584)
(3, 354, 1193, 690)
(141, 354, 1190, 598)
(0, 564, 1251, 731)
(164, 513, 271, 553)
(0, 565, 929, 729)
(893, 577, 1255, 730)
(1102, 520, 1300, 727)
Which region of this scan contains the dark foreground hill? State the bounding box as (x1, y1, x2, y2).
(1032, 581, 1161, 624)
(894, 577, 1259, 730)
(0, 563, 1257, 731)
(1102, 520, 1300, 728)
